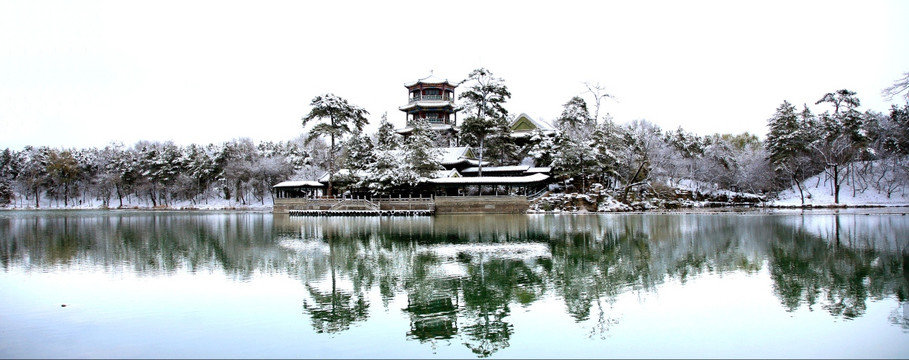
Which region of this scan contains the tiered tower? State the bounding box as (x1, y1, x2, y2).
(397, 73, 459, 146)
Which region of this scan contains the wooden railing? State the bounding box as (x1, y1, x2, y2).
(408, 95, 452, 103)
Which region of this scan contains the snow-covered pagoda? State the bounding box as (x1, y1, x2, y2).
(397, 73, 459, 146)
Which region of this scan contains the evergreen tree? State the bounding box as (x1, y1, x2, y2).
(343, 129, 375, 176)
(766, 101, 814, 204)
(18, 146, 51, 208)
(766, 101, 802, 167)
(551, 131, 597, 192)
(374, 112, 401, 151)
(458, 68, 511, 176)
(526, 128, 555, 168)
(886, 104, 909, 155)
(811, 90, 865, 204)
(0, 149, 20, 205)
(590, 120, 625, 188)
(404, 118, 442, 179)
(557, 96, 593, 137)
(484, 116, 519, 166)
(302, 93, 369, 196)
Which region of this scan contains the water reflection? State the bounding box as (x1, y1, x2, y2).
(1, 210, 908, 357)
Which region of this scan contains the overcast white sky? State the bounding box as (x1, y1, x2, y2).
(2, 0, 907, 150)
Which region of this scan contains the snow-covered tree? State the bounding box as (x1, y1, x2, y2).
(583, 82, 615, 126)
(526, 128, 555, 168)
(302, 93, 369, 196)
(374, 112, 401, 151)
(0, 148, 20, 205)
(403, 118, 442, 179)
(484, 116, 519, 166)
(551, 131, 597, 192)
(616, 120, 666, 201)
(362, 150, 413, 196)
(810, 90, 869, 204)
(459, 68, 510, 120)
(458, 68, 511, 176)
(877, 104, 909, 156)
(590, 119, 625, 189)
(17, 146, 51, 208)
(343, 129, 375, 179)
(557, 96, 593, 137)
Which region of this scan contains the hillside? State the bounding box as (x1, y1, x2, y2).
(772, 163, 909, 207)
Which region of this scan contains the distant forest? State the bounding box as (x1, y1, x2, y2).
(2, 70, 908, 208)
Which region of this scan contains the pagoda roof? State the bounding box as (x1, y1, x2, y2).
(399, 101, 457, 112)
(405, 73, 458, 88)
(395, 123, 457, 135)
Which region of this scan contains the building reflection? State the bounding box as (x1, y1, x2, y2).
(403, 291, 459, 341)
(2, 211, 908, 357)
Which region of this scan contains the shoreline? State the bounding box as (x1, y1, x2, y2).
(4, 204, 909, 214)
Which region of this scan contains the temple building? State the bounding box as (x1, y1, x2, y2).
(397, 73, 460, 147)
(271, 74, 554, 214)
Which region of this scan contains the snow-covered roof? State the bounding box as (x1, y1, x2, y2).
(316, 169, 369, 183)
(510, 113, 556, 132)
(405, 73, 459, 88)
(428, 173, 549, 185)
(526, 167, 552, 174)
(432, 169, 461, 178)
(464, 159, 491, 166)
(273, 180, 323, 188)
(510, 129, 557, 139)
(460, 165, 531, 174)
(438, 147, 471, 164)
(395, 124, 456, 135)
(398, 101, 456, 111)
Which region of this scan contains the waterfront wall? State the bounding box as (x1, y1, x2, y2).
(274, 196, 529, 214)
(273, 198, 339, 213)
(434, 196, 529, 214)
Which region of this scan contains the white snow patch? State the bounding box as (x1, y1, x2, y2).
(772, 161, 909, 207)
(417, 242, 551, 260)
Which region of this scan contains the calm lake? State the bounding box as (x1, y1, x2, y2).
(1, 210, 908, 358)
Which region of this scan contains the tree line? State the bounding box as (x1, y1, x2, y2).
(0, 138, 326, 208)
(3, 69, 908, 207)
(767, 89, 909, 204)
(303, 68, 909, 204)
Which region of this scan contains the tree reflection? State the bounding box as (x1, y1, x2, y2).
(301, 225, 371, 334)
(460, 256, 515, 358)
(4, 212, 909, 357)
(768, 215, 909, 320)
(302, 283, 370, 334)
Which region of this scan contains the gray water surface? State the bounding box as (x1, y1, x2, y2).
(1, 210, 907, 358)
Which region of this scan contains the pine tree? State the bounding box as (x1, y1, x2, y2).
(765, 101, 815, 204)
(484, 116, 519, 165)
(302, 93, 369, 196)
(458, 68, 511, 176)
(811, 90, 866, 204)
(590, 120, 625, 189)
(766, 101, 801, 167)
(374, 112, 401, 151)
(557, 96, 593, 137)
(343, 129, 375, 176)
(404, 118, 442, 179)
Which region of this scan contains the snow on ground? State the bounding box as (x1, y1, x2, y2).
(772, 171, 909, 207)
